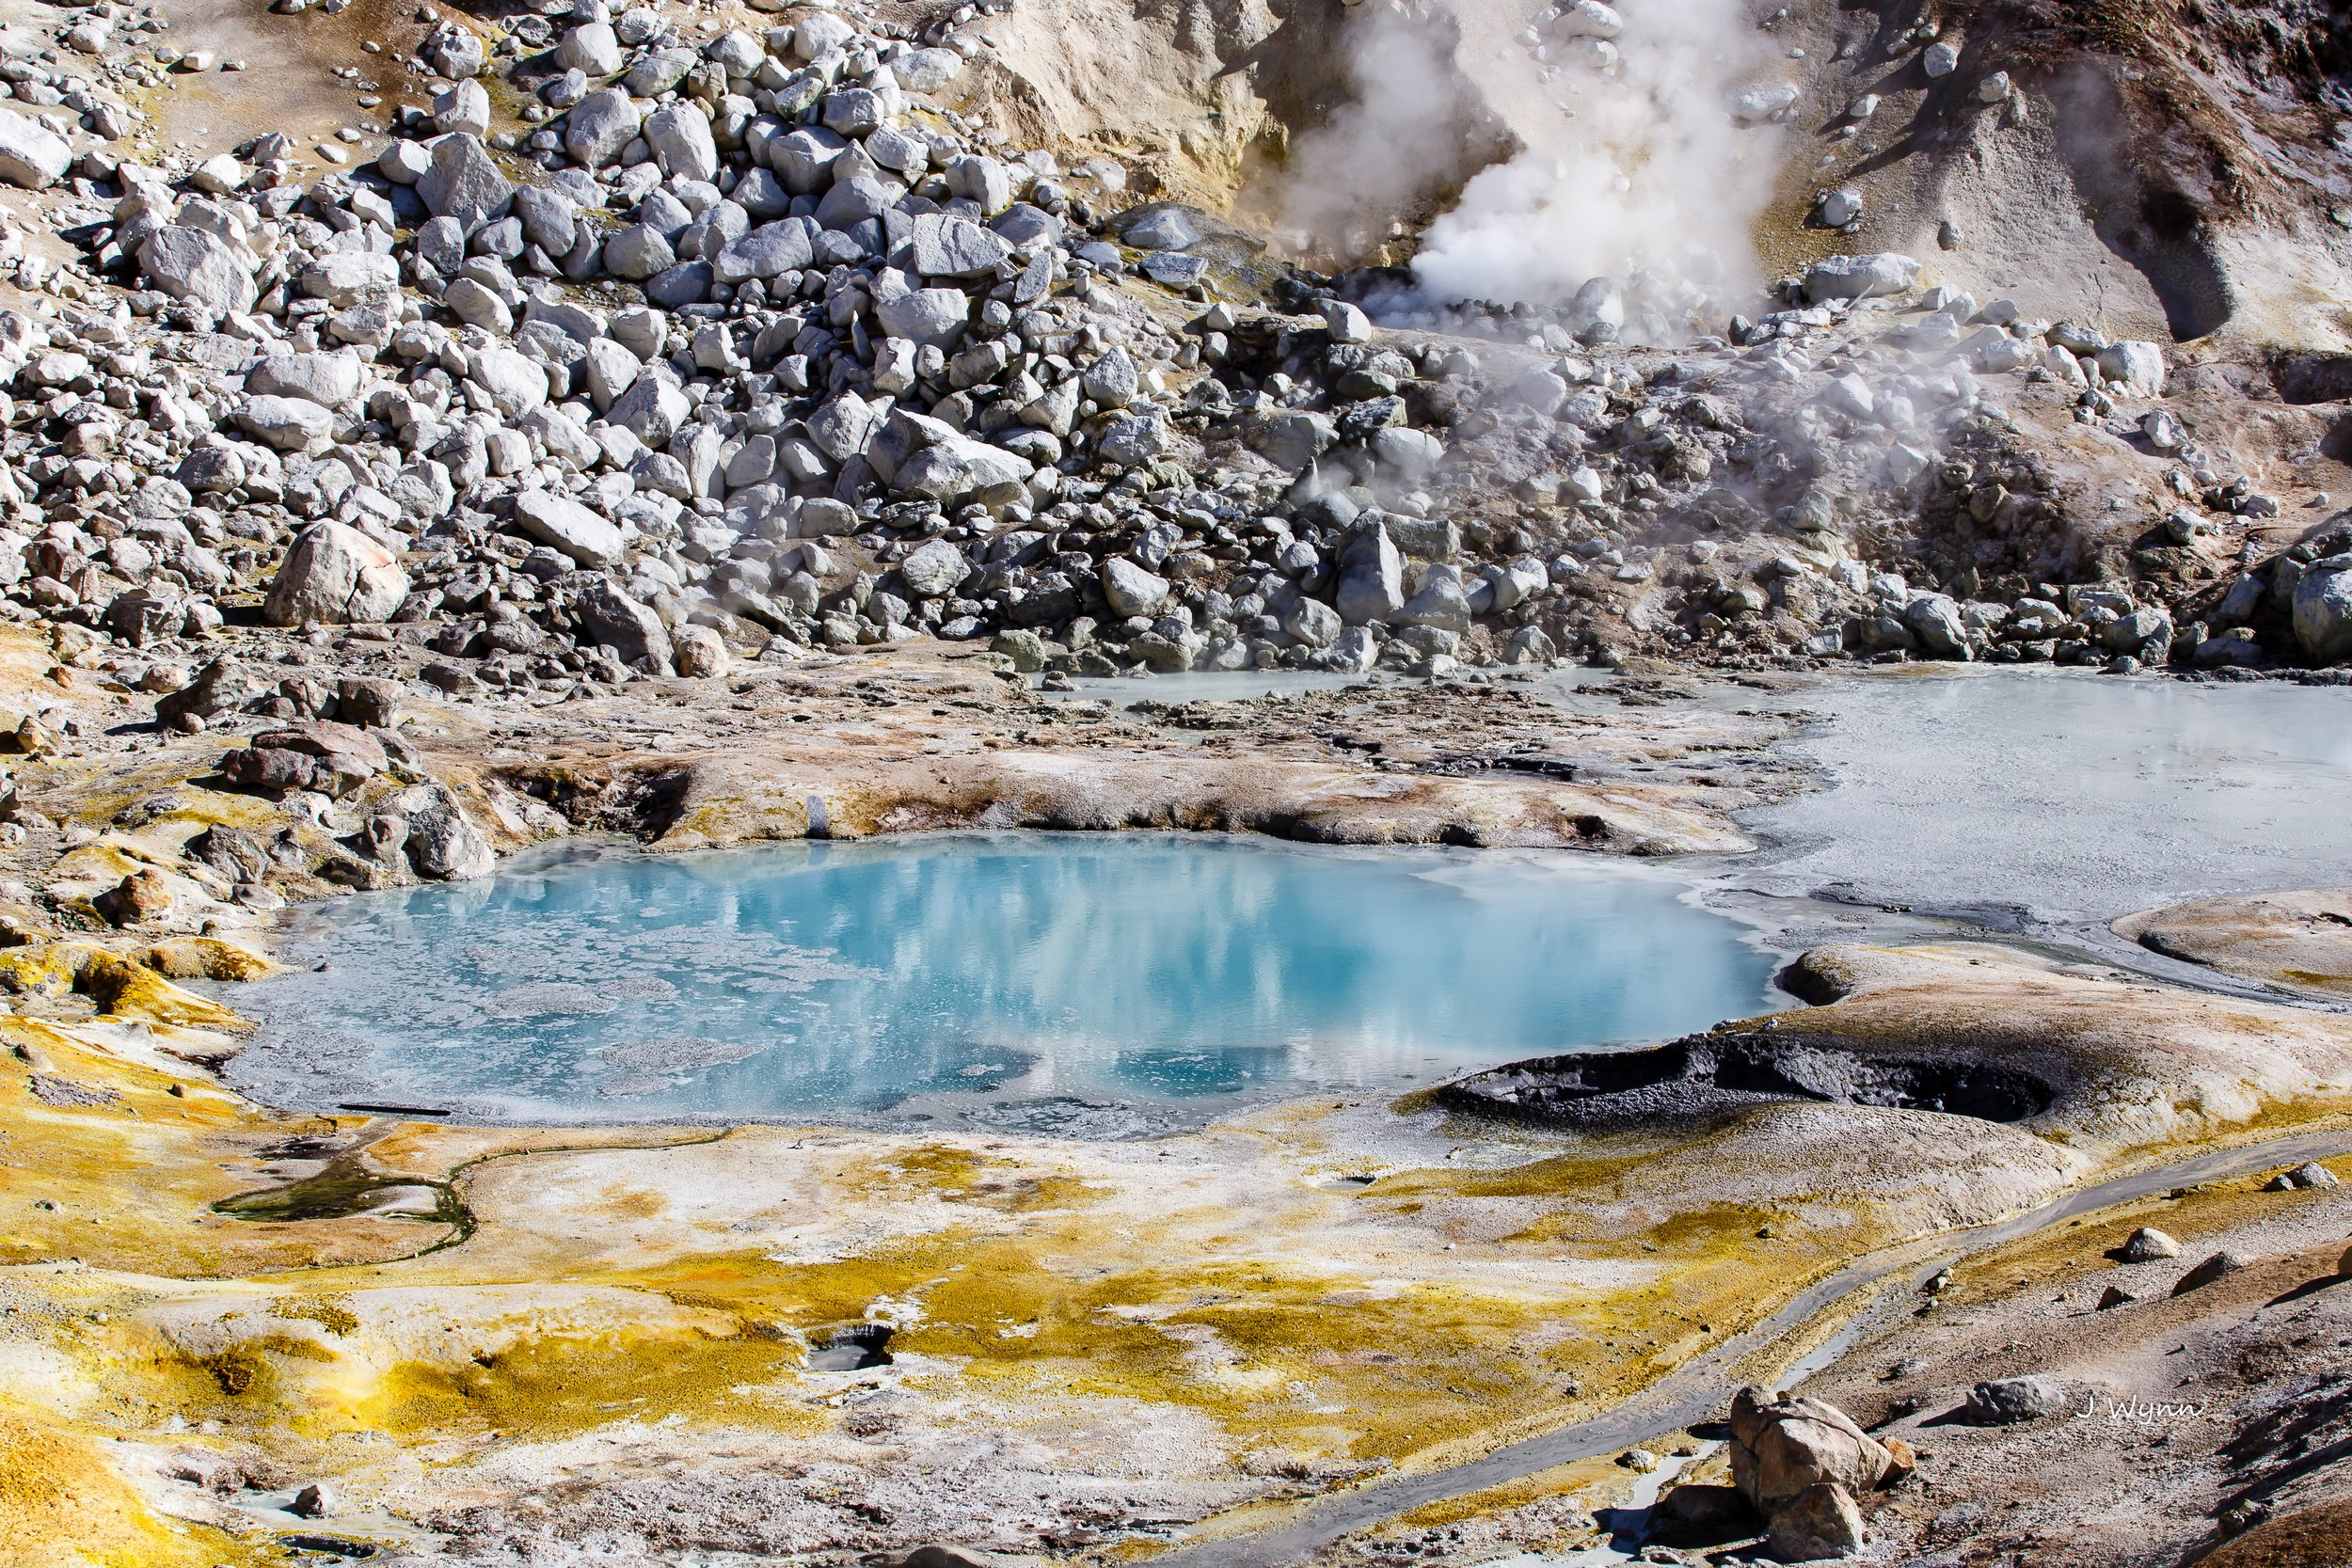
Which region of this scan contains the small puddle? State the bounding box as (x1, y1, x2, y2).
(218, 832, 1777, 1133)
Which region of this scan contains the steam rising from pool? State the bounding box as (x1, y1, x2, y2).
(225, 834, 1774, 1135)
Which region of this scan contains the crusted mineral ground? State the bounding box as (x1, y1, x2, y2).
(2116, 889, 2352, 1002)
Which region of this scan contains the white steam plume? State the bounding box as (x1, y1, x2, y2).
(1280, 0, 1790, 327)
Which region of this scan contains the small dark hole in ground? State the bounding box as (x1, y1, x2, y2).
(807, 1322, 895, 1371)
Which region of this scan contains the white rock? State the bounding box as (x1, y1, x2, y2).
(0, 109, 69, 189)
(1321, 299, 1373, 344)
(2096, 340, 2167, 398)
(263, 519, 409, 625)
(1102, 556, 1170, 618)
(513, 488, 626, 567)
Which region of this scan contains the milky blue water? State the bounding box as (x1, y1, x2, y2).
(224, 833, 1775, 1132)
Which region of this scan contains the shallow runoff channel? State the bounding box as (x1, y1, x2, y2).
(223, 833, 1778, 1133)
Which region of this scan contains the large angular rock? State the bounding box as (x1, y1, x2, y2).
(553, 21, 622, 74)
(512, 488, 625, 567)
(602, 222, 676, 280)
(138, 226, 258, 314)
(1961, 1375, 2072, 1425)
(1766, 1481, 1865, 1561)
(644, 104, 719, 182)
(608, 374, 690, 448)
(2291, 554, 2352, 664)
(575, 578, 673, 672)
(910, 212, 1013, 278)
(1283, 595, 1341, 649)
(155, 656, 262, 728)
(1904, 593, 1970, 658)
(0, 110, 68, 189)
(300, 251, 399, 305)
(892, 436, 1034, 505)
(1101, 557, 1169, 618)
(873, 288, 969, 347)
(417, 134, 514, 229)
(564, 88, 642, 166)
(263, 520, 411, 626)
(1802, 252, 1919, 302)
(898, 538, 972, 598)
(2096, 340, 2168, 397)
(1728, 1388, 1901, 1514)
(389, 782, 494, 879)
(246, 350, 367, 408)
(713, 219, 814, 282)
(1335, 521, 1405, 626)
(236, 394, 336, 451)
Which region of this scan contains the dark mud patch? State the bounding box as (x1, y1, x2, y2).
(1437, 1032, 2056, 1131)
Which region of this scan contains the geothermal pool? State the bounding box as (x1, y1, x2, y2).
(224, 833, 1775, 1132)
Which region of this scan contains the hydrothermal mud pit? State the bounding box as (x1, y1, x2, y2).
(1437, 1029, 2058, 1131)
(219, 832, 1777, 1132)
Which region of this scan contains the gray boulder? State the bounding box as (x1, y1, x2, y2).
(1802, 252, 1920, 303)
(564, 88, 642, 166)
(418, 135, 514, 229)
(1904, 593, 1970, 658)
(893, 436, 1034, 505)
(1102, 557, 1169, 618)
(553, 21, 622, 75)
(236, 395, 336, 451)
(512, 488, 625, 567)
(0, 110, 69, 189)
(602, 223, 676, 280)
(644, 104, 719, 183)
(139, 226, 257, 314)
(246, 350, 366, 407)
(1336, 522, 1405, 626)
(263, 520, 410, 626)
(713, 219, 814, 282)
(389, 783, 495, 880)
(2293, 555, 2352, 663)
(1283, 595, 1341, 649)
(911, 213, 1013, 278)
(898, 539, 971, 598)
(874, 288, 969, 347)
(608, 374, 691, 448)
(575, 578, 674, 672)
(1961, 1375, 2072, 1425)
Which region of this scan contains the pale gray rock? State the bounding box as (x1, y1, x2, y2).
(644, 104, 719, 183)
(874, 288, 969, 347)
(1102, 556, 1170, 618)
(1802, 252, 1920, 302)
(576, 578, 674, 671)
(246, 351, 367, 407)
(0, 110, 71, 189)
(1336, 521, 1405, 625)
(602, 223, 676, 280)
(418, 135, 514, 229)
(554, 22, 622, 75)
(263, 519, 410, 626)
(513, 488, 626, 567)
(564, 88, 642, 166)
(138, 226, 257, 314)
(911, 212, 1012, 278)
(898, 538, 972, 598)
(236, 395, 336, 451)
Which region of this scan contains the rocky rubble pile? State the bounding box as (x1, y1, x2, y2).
(0, 0, 2329, 744)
